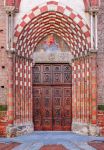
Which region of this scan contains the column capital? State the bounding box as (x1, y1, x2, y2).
(89, 48, 97, 53)
(5, 6, 15, 14)
(6, 48, 16, 59)
(88, 6, 99, 14)
(88, 50, 97, 58)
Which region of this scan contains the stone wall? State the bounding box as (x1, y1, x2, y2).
(97, 0, 104, 104)
(98, 111, 104, 136)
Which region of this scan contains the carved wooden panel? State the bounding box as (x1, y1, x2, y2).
(63, 64, 72, 84)
(53, 65, 62, 84)
(33, 64, 72, 85)
(53, 87, 63, 130)
(32, 65, 41, 84)
(32, 63, 72, 131)
(33, 87, 42, 130)
(43, 64, 52, 84)
(42, 87, 52, 130)
(63, 87, 72, 130)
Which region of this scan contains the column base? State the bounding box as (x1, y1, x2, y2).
(72, 122, 100, 136)
(6, 122, 34, 137)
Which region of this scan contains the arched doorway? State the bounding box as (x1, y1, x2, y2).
(7, 1, 98, 137)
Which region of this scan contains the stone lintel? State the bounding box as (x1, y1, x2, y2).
(32, 52, 73, 64)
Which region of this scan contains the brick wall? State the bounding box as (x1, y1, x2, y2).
(0, 0, 8, 105)
(98, 111, 104, 136)
(97, 0, 104, 104)
(97, 0, 104, 136)
(0, 0, 8, 137)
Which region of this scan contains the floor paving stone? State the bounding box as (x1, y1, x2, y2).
(0, 131, 104, 150)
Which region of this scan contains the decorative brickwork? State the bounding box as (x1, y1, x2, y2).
(72, 53, 98, 135)
(11, 1, 99, 136)
(13, 1, 90, 58)
(14, 55, 33, 124)
(72, 53, 97, 124)
(6, 53, 34, 137)
(0, 0, 104, 137)
(72, 56, 90, 124)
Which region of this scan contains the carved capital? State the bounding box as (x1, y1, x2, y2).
(89, 6, 99, 13)
(5, 6, 15, 14)
(89, 48, 97, 53)
(6, 48, 15, 59)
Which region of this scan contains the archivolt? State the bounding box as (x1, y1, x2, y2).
(14, 1, 90, 58)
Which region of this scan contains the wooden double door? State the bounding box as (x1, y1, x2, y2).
(32, 63, 72, 130)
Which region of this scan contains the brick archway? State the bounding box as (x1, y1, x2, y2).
(7, 1, 98, 137)
(14, 1, 90, 58)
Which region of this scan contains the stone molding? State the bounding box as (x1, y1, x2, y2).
(6, 122, 34, 137)
(72, 122, 100, 136)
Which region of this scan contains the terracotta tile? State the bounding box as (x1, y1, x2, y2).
(40, 144, 68, 150)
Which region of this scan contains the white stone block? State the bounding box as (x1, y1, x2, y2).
(47, 4, 57, 11)
(33, 9, 41, 16)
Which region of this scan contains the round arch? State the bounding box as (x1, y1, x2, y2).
(14, 1, 91, 58)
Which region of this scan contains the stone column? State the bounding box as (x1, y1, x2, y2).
(95, 13, 98, 49)
(5, 6, 15, 50)
(89, 7, 99, 50)
(6, 50, 15, 137)
(90, 12, 94, 49)
(10, 12, 14, 50)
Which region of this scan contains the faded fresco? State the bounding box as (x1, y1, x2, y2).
(35, 34, 69, 52)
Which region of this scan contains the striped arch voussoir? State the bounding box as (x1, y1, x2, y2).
(14, 1, 91, 58)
